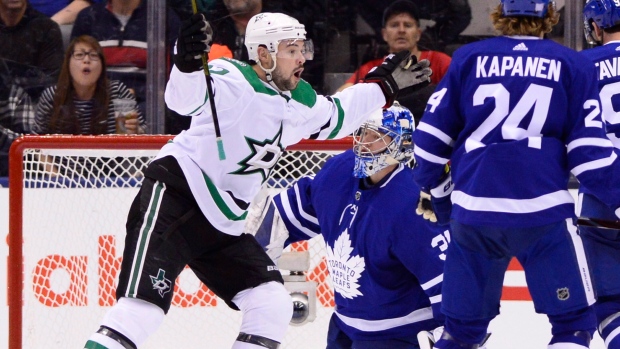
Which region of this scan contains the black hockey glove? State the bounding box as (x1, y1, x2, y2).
(173, 13, 213, 73)
(363, 50, 432, 108)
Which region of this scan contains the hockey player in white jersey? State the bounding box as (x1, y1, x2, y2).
(81, 11, 433, 349)
(580, 1, 620, 348)
(249, 103, 449, 349)
(412, 0, 620, 348)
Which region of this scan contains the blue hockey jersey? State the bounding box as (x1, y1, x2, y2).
(273, 150, 447, 341)
(580, 41, 620, 149)
(578, 41, 620, 220)
(413, 36, 620, 227)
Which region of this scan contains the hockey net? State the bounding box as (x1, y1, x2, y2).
(8, 135, 351, 349)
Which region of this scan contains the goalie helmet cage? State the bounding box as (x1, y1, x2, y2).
(8, 135, 350, 349)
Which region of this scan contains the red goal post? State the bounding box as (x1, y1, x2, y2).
(8, 135, 351, 349)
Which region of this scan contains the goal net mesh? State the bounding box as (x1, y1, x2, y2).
(10, 135, 348, 349)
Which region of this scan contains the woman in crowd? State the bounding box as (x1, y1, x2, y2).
(33, 35, 145, 135)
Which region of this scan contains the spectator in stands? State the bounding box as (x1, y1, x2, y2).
(0, 0, 64, 102)
(0, 83, 34, 177)
(206, 0, 273, 61)
(338, 0, 451, 124)
(205, 0, 325, 89)
(70, 0, 180, 118)
(33, 35, 145, 135)
(356, 0, 472, 53)
(30, 0, 102, 25)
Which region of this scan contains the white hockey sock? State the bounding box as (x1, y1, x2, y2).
(100, 297, 165, 347)
(231, 281, 292, 349)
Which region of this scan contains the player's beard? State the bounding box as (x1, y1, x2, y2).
(271, 66, 301, 91)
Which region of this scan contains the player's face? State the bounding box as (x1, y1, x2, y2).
(382, 13, 421, 53)
(273, 40, 306, 91)
(70, 43, 103, 90)
(356, 128, 392, 155)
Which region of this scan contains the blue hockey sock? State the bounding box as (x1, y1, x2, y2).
(435, 316, 491, 348)
(594, 296, 620, 349)
(548, 307, 596, 347)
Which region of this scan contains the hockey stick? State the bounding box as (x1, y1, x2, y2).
(577, 217, 620, 230)
(191, 0, 226, 160)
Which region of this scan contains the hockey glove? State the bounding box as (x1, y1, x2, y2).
(245, 190, 289, 264)
(416, 165, 453, 225)
(363, 50, 432, 108)
(173, 13, 213, 73)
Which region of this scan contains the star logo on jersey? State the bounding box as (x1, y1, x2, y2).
(231, 125, 284, 182)
(150, 268, 172, 298)
(326, 229, 365, 299)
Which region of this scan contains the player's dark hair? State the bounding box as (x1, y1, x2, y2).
(603, 25, 620, 34)
(491, 3, 559, 36)
(382, 0, 421, 27)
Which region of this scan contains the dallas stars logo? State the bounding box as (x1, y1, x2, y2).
(231, 125, 284, 182)
(150, 268, 172, 298)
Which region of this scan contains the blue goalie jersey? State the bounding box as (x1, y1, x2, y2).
(273, 150, 448, 341)
(413, 36, 620, 227)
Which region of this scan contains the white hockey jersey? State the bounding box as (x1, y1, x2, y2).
(158, 58, 385, 235)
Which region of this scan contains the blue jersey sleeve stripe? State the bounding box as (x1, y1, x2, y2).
(420, 274, 443, 290)
(429, 294, 442, 304)
(452, 189, 574, 214)
(572, 152, 617, 176)
(567, 138, 614, 152)
(414, 146, 450, 164)
(278, 191, 320, 239)
(417, 122, 455, 146)
(607, 134, 620, 148)
(293, 183, 319, 225)
(334, 307, 434, 332)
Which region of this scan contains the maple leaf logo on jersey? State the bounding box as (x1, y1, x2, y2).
(231, 124, 284, 182)
(326, 229, 365, 299)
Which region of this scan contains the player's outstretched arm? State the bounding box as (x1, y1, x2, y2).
(363, 51, 432, 108)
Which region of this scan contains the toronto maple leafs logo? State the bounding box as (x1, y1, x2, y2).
(150, 268, 172, 298)
(326, 229, 365, 299)
(230, 125, 284, 182)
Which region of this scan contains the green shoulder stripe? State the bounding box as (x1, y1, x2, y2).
(326, 97, 345, 139)
(223, 58, 278, 96)
(290, 80, 317, 108)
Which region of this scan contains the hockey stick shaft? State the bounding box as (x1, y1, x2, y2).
(577, 217, 620, 230)
(191, 0, 226, 160)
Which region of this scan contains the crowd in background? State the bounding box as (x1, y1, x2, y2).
(0, 0, 569, 178)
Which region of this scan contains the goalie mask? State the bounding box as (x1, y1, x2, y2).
(501, 0, 555, 18)
(353, 102, 415, 178)
(583, 0, 620, 44)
